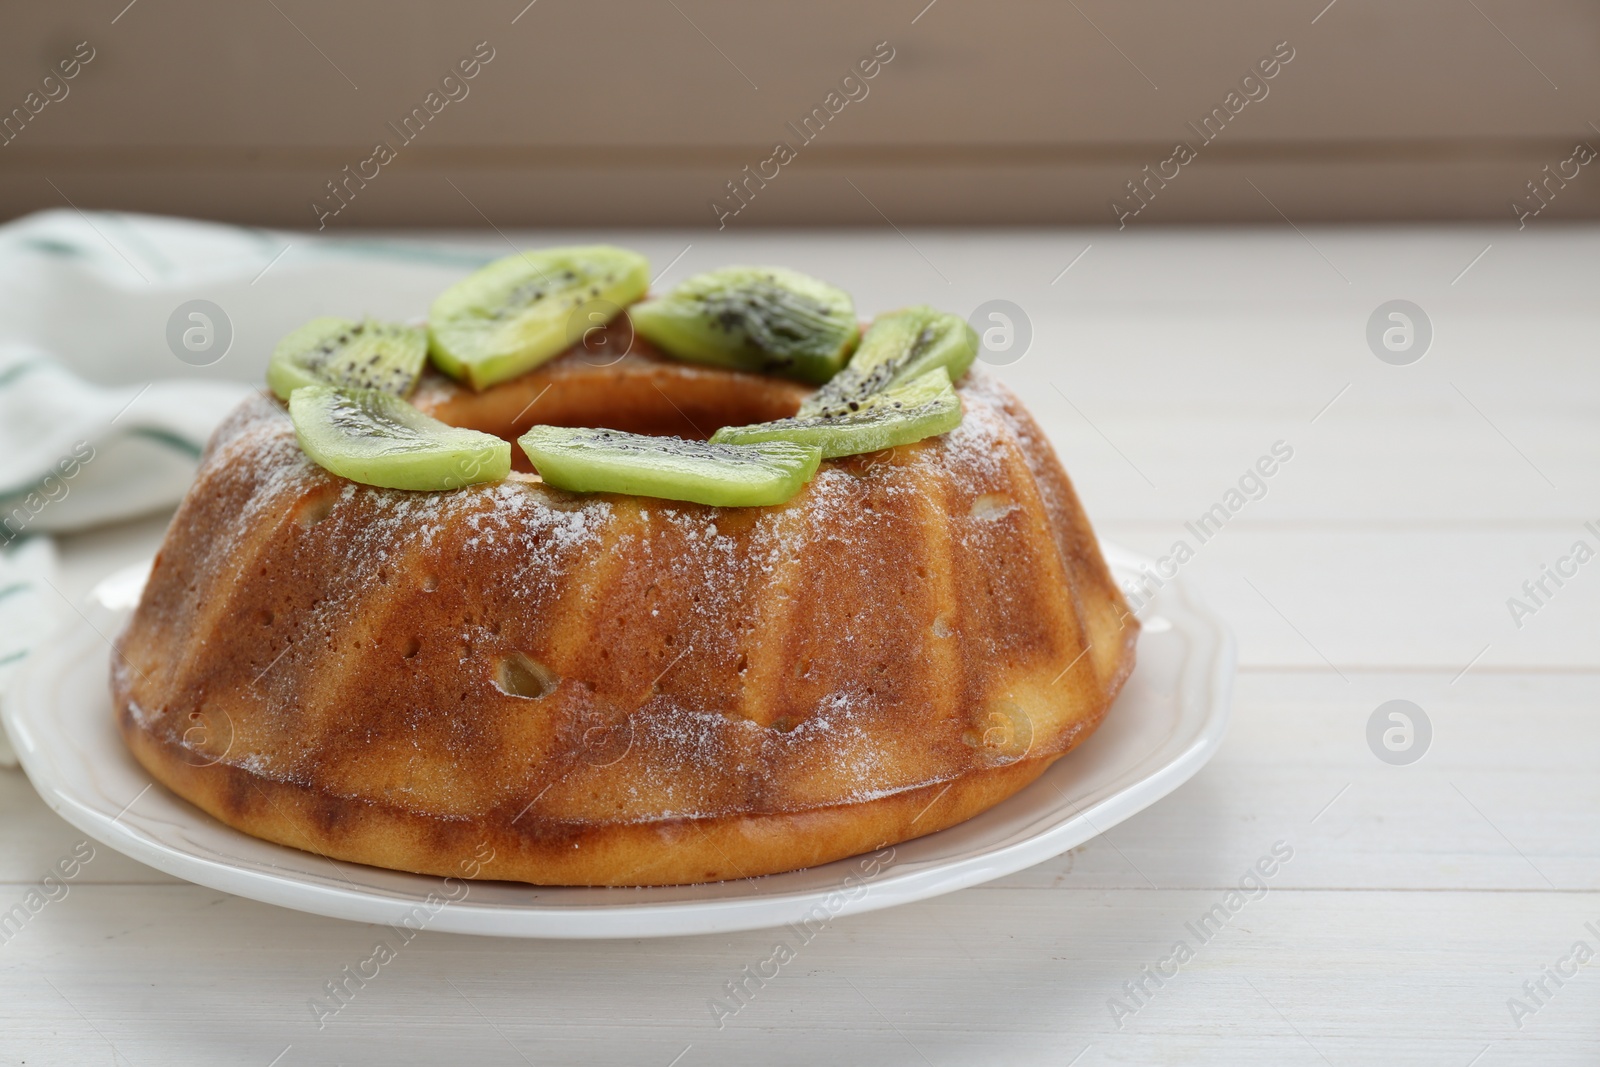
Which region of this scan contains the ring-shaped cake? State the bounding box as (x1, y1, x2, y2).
(112, 340, 1137, 886)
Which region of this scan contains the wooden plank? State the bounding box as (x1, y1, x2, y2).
(1109, 527, 1600, 670)
(1, 885, 1596, 1065)
(999, 670, 1600, 892)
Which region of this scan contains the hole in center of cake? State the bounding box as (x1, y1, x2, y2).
(417, 346, 810, 471)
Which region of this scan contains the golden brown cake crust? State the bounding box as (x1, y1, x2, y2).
(112, 349, 1136, 886)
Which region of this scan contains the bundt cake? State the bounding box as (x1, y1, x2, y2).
(111, 256, 1137, 887)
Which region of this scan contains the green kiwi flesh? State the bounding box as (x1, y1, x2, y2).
(711, 367, 961, 459)
(800, 305, 976, 417)
(628, 266, 859, 384)
(290, 385, 510, 491)
(518, 425, 821, 507)
(428, 245, 650, 391)
(267, 317, 427, 401)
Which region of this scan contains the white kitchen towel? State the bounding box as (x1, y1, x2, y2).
(0, 345, 254, 533)
(0, 538, 59, 764)
(0, 209, 494, 765)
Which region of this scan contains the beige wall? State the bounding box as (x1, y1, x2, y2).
(2, 1, 1598, 228)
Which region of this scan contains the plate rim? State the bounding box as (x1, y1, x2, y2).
(3, 546, 1234, 938)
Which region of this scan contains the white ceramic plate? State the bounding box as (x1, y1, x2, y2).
(4, 545, 1232, 939)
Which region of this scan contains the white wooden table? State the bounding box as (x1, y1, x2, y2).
(3, 226, 1597, 1065)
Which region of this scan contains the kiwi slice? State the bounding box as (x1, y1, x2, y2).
(428, 245, 650, 391)
(711, 367, 961, 459)
(518, 425, 821, 507)
(290, 384, 510, 491)
(628, 266, 859, 384)
(267, 317, 427, 401)
(800, 305, 976, 417)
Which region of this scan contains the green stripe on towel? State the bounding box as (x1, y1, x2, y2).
(0, 361, 43, 389)
(129, 427, 203, 460)
(317, 239, 497, 270)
